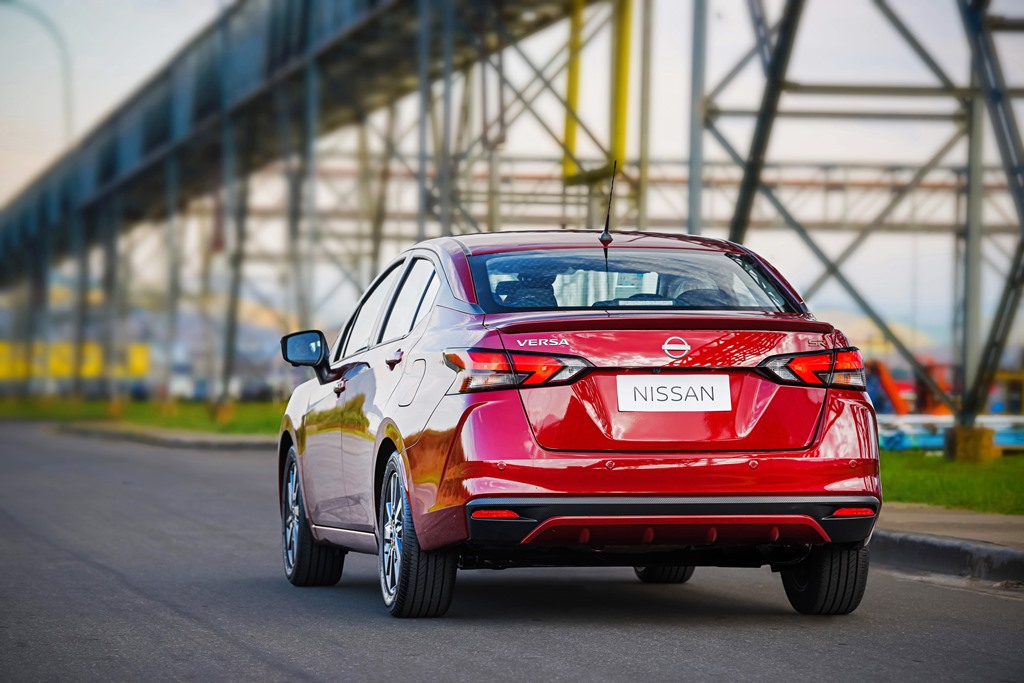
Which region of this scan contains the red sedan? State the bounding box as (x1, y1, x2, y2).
(279, 231, 881, 618)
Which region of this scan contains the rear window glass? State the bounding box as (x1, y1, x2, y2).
(470, 248, 794, 313)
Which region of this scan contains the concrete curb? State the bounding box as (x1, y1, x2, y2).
(56, 423, 276, 452)
(872, 530, 1024, 582)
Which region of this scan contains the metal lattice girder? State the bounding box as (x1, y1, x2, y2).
(958, 0, 1024, 423)
(747, 0, 773, 75)
(959, 0, 1024, 226)
(873, 0, 964, 103)
(710, 122, 957, 413)
(803, 127, 966, 298)
(728, 0, 806, 244)
(965, 239, 1024, 419)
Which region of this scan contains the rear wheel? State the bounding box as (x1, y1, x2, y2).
(633, 565, 695, 584)
(281, 448, 345, 587)
(378, 452, 457, 618)
(781, 544, 869, 615)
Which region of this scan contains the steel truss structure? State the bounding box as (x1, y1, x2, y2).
(0, 0, 1021, 431)
(698, 0, 1024, 426)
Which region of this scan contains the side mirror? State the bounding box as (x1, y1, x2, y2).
(281, 330, 327, 367)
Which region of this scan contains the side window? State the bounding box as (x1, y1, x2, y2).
(411, 271, 440, 329)
(379, 259, 438, 343)
(340, 262, 405, 358)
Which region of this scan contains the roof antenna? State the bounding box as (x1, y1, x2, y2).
(599, 160, 617, 247)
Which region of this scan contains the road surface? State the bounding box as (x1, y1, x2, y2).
(1, 423, 1021, 681)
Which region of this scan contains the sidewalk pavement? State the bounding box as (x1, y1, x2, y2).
(872, 503, 1024, 582)
(52, 421, 1024, 581)
(57, 421, 277, 451)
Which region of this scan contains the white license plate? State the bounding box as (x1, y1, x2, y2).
(616, 375, 732, 412)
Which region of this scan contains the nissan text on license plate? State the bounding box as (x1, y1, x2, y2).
(616, 375, 732, 412)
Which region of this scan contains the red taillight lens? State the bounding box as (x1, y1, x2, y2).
(760, 347, 866, 390)
(444, 348, 591, 393)
(470, 509, 521, 519)
(511, 352, 590, 386)
(831, 507, 875, 517)
(785, 353, 832, 385)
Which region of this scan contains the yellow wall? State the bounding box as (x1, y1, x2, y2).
(0, 342, 150, 381)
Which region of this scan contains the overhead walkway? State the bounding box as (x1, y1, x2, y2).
(0, 0, 592, 284)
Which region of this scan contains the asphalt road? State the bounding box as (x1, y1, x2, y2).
(1, 423, 1022, 682)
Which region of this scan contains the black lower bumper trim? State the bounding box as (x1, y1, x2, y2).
(465, 495, 880, 547)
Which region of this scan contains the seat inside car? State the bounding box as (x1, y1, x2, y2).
(496, 272, 558, 307)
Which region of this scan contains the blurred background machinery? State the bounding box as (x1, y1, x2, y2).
(0, 0, 1021, 449)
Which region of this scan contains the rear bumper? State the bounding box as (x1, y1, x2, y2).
(465, 495, 880, 548)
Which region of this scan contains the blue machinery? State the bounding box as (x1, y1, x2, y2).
(0, 0, 1021, 435)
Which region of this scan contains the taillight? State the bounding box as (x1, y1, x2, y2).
(443, 348, 591, 393)
(760, 347, 866, 390)
(832, 350, 867, 389)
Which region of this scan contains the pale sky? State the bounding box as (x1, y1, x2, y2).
(0, 0, 223, 203)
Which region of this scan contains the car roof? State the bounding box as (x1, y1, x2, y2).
(435, 230, 745, 256)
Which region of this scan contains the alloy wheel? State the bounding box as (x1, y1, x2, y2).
(380, 471, 404, 599)
(283, 460, 300, 574)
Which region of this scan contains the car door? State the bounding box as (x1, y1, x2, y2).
(339, 257, 442, 531)
(303, 261, 405, 529)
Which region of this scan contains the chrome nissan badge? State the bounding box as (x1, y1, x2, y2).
(662, 336, 691, 359)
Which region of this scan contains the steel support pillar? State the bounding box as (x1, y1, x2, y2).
(37, 210, 56, 396)
(729, 0, 805, 244)
(163, 157, 181, 404)
(101, 197, 122, 406)
(417, 0, 431, 241)
(218, 122, 246, 410)
(687, 0, 707, 235)
(303, 61, 320, 299)
(439, 0, 455, 236)
(488, 147, 501, 232)
(637, 0, 653, 231)
(18, 240, 41, 397)
(961, 92, 985, 402)
(563, 0, 584, 179)
(371, 105, 395, 270)
(70, 211, 87, 398)
(274, 83, 312, 330)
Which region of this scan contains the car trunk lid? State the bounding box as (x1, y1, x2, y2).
(490, 312, 834, 453)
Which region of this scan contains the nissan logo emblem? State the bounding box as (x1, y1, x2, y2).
(662, 336, 691, 359)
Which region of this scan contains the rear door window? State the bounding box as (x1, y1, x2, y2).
(379, 259, 439, 343)
(339, 262, 405, 359)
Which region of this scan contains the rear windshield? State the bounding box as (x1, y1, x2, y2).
(470, 248, 796, 313)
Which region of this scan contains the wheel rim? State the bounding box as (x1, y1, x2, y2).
(380, 471, 404, 599)
(283, 460, 300, 574)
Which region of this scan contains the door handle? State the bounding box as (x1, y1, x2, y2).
(333, 379, 347, 395)
(385, 349, 404, 370)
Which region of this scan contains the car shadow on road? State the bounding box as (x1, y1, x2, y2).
(241, 562, 803, 624)
(445, 573, 791, 623)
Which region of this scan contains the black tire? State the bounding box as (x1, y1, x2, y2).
(378, 452, 457, 618)
(633, 565, 695, 584)
(781, 544, 869, 615)
(281, 447, 345, 587)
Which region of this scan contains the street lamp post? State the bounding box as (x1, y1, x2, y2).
(1, 0, 74, 145)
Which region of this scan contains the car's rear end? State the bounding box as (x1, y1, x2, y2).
(413, 234, 880, 614)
